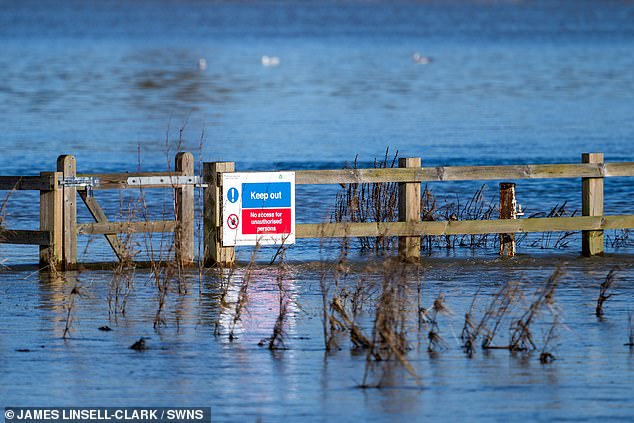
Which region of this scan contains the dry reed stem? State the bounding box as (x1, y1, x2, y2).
(268, 244, 290, 350)
(625, 311, 634, 348)
(475, 281, 523, 349)
(132, 133, 192, 329)
(426, 294, 452, 353)
(333, 148, 399, 253)
(62, 281, 90, 339)
(461, 289, 480, 357)
(329, 295, 371, 350)
(510, 267, 563, 352)
(608, 229, 633, 248)
(228, 244, 259, 341)
(539, 316, 560, 363)
(361, 257, 420, 388)
(523, 202, 577, 249)
(320, 237, 352, 352)
(108, 195, 141, 319)
(596, 266, 620, 318)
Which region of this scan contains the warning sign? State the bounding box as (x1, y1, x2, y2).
(242, 209, 291, 235)
(227, 214, 239, 230)
(222, 172, 295, 246)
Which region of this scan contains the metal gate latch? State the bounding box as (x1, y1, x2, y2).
(58, 176, 100, 196)
(126, 175, 207, 187)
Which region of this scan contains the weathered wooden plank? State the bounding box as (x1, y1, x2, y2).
(296, 215, 634, 239)
(175, 152, 195, 266)
(39, 171, 63, 266)
(398, 158, 421, 261)
(0, 175, 55, 191)
(582, 153, 604, 256)
(203, 162, 235, 267)
(605, 162, 634, 177)
(78, 191, 128, 261)
(58, 155, 77, 270)
(421, 163, 607, 181)
(0, 229, 50, 245)
(295, 168, 424, 185)
(77, 220, 177, 235)
(293, 162, 634, 185)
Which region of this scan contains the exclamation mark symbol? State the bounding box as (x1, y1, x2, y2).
(228, 187, 239, 203)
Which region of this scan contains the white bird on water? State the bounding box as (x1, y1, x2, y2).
(412, 52, 432, 64)
(197, 58, 208, 70)
(261, 55, 280, 67)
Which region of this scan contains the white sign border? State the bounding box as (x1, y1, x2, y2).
(222, 171, 296, 247)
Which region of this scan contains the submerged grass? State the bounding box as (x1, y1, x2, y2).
(476, 281, 523, 349)
(228, 244, 259, 342)
(461, 290, 480, 357)
(625, 311, 634, 348)
(333, 148, 399, 253)
(333, 151, 583, 256)
(361, 257, 419, 388)
(425, 294, 452, 353)
(62, 280, 90, 339)
(596, 266, 620, 318)
(509, 267, 563, 352)
(267, 243, 291, 350)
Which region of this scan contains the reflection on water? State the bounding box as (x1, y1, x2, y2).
(1, 257, 634, 420)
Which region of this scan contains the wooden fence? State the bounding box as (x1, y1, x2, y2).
(206, 152, 634, 265)
(1, 152, 633, 269)
(0, 153, 196, 270)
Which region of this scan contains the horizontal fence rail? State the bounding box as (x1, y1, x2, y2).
(291, 162, 634, 185)
(296, 215, 634, 238)
(0, 230, 50, 245)
(0, 175, 56, 191)
(76, 220, 177, 235)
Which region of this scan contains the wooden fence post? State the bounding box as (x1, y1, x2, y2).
(57, 155, 77, 270)
(582, 152, 604, 256)
(203, 161, 235, 267)
(39, 171, 63, 269)
(499, 182, 517, 257)
(175, 152, 195, 267)
(398, 157, 421, 262)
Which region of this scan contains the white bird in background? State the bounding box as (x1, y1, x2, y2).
(261, 55, 280, 67)
(412, 52, 432, 64)
(197, 58, 208, 70)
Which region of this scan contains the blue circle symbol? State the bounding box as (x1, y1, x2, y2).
(227, 187, 239, 203)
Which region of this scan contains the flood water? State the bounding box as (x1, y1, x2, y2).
(1, 0, 634, 421)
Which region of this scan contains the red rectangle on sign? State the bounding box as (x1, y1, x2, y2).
(242, 208, 291, 235)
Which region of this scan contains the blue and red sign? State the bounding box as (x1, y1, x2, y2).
(241, 182, 292, 235)
(222, 173, 295, 246)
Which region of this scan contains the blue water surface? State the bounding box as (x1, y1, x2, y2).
(1, 1, 634, 421)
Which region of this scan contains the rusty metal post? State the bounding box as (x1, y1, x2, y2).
(499, 182, 516, 257)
